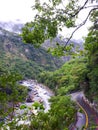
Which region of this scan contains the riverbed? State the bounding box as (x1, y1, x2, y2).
(19, 79, 54, 112)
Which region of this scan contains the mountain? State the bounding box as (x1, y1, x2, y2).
(43, 36, 84, 61)
(0, 21, 24, 34)
(0, 21, 83, 53)
(43, 36, 83, 50)
(0, 21, 83, 79)
(0, 27, 64, 79)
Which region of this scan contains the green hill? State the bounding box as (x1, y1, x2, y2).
(38, 58, 88, 93)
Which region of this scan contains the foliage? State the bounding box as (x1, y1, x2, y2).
(22, 0, 98, 55)
(38, 58, 88, 94)
(29, 96, 76, 130)
(32, 101, 44, 110)
(84, 10, 98, 100)
(0, 71, 28, 121)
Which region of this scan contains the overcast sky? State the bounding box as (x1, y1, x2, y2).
(0, 0, 33, 22)
(0, 0, 92, 39)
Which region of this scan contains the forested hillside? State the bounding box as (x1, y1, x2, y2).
(0, 27, 64, 79)
(38, 58, 88, 93)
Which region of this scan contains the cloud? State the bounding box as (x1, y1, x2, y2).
(0, 0, 92, 39)
(0, 0, 33, 22)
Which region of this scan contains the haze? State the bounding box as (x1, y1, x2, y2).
(0, 0, 92, 39)
(0, 0, 33, 22)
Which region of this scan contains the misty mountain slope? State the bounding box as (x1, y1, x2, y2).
(0, 21, 23, 34)
(0, 27, 64, 79)
(43, 36, 84, 61)
(43, 36, 83, 50)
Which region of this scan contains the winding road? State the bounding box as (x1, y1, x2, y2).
(70, 92, 98, 130)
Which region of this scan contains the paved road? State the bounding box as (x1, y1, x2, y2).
(77, 95, 98, 130)
(70, 92, 98, 130)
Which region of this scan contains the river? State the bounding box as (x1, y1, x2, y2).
(19, 79, 54, 112)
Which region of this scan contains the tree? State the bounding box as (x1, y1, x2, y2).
(0, 72, 28, 121)
(84, 9, 98, 100)
(22, 0, 98, 55)
(49, 95, 76, 129)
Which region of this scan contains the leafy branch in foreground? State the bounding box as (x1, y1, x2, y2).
(21, 0, 98, 55)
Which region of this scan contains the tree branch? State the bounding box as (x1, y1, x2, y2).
(71, 0, 89, 17)
(84, 5, 98, 9)
(64, 7, 98, 48)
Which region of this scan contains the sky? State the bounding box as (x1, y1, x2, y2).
(0, 0, 34, 23)
(0, 0, 93, 39)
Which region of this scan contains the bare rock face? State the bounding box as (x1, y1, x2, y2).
(26, 95, 33, 102)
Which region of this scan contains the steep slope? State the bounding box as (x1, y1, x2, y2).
(0, 27, 64, 79)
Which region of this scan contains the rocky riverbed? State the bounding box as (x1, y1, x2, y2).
(19, 79, 54, 112)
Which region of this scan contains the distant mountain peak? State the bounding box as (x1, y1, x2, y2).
(0, 21, 24, 34)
